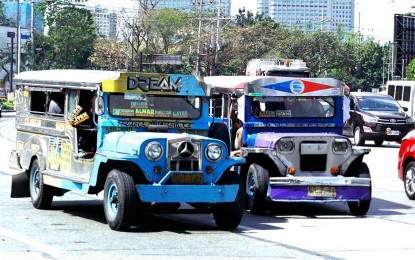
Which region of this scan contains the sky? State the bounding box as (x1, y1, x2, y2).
(88, 0, 414, 44)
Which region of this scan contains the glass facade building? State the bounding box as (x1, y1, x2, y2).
(257, 0, 355, 32)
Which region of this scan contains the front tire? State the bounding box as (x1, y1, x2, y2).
(213, 171, 244, 230)
(354, 126, 365, 146)
(104, 169, 137, 231)
(246, 164, 269, 215)
(348, 163, 371, 216)
(29, 159, 53, 209)
(404, 161, 415, 200)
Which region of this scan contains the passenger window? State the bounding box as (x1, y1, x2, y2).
(403, 86, 411, 102)
(395, 85, 403, 101)
(387, 85, 395, 98)
(47, 91, 65, 116)
(30, 91, 47, 114)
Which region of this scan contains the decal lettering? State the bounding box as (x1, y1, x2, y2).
(127, 76, 182, 92)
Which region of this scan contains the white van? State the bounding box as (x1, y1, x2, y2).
(385, 80, 415, 118)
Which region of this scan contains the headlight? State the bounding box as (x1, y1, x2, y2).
(406, 117, 413, 124)
(363, 114, 378, 123)
(206, 143, 222, 161)
(332, 138, 349, 154)
(145, 141, 163, 161)
(277, 138, 294, 153)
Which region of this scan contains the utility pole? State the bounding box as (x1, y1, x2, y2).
(214, 0, 221, 74)
(195, 1, 203, 76)
(31, 0, 35, 63)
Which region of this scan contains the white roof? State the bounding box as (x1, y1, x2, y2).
(14, 69, 123, 88)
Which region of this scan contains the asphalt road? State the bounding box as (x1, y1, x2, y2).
(1, 112, 415, 259)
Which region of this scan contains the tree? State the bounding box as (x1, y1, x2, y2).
(88, 39, 128, 70)
(0, 2, 14, 26)
(406, 59, 415, 80)
(35, 0, 96, 69)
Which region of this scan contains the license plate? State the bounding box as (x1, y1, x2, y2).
(308, 186, 336, 197)
(172, 173, 203, 184)
(387, 130, 399, 135)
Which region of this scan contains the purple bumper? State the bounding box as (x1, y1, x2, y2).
(268, 177, 371, 202)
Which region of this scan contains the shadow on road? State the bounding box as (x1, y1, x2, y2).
(44, 195, 415, 233)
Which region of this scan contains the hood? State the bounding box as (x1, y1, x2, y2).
(364, 110, 408, 119)
(100, 132, 211, 154)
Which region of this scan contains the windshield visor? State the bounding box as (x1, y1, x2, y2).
(109, 93, 202, 119)
(251, 96, 335, 118)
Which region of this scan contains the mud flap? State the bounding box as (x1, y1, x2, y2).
(11, 171, 30, 198)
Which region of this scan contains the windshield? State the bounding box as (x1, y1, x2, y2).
(109, 93, 202, 119)
(356, 95, 402, 112)
(251, 96, 335, 118)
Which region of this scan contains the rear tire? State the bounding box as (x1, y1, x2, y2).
(29, 159, 53, 209)
(404, 161, 415, 200)
(348, 163, 371, 216)
(104, 169, 137, 231)
(374, 140, 383, 146)
(213, 171, 244, 230)
(246, 164, 269, 215)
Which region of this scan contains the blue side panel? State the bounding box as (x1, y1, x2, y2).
(137, 184, 239, 203)
(60, 179, 89, 193)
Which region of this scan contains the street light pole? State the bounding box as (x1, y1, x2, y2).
(16, 0, 21, 74)
(7, 32, 15, 91)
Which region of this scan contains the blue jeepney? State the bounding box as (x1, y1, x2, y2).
(205, 76, 372, 216)
(9, 70, 245, 231)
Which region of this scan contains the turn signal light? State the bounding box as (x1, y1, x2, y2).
(154, 166, 162, 174)
(288, 167, 296, 175)
(206, 166, 214, 173)
(330, 166, 340, 175)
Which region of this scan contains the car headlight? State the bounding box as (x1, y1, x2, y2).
(206, 143, 222, 161)
(145, 141, 163, 161)
(332, 138, 349, 154)
(406, 117, 413, 124)
(277, 138, 295, 153)
(363, 114, 378, 123)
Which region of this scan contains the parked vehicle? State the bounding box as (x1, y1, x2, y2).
(343, 92, 414, 146)
(245, 58, 312, 77)
(205, 76, 372, 216)
(398, 130, 415, 199)
(9, 70, 245, 231)
(385, 80, 415, 118)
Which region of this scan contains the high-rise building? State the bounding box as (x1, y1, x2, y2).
(2, 0, 43, 31)
(156, 0, 231, 17)
(257, 0, 355, 33)
(86, 5, 117, 39)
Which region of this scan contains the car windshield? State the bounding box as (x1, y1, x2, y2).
(251, 96, 335, 118)
(356, 95, 402, 112)
(108, 93, 202, 119)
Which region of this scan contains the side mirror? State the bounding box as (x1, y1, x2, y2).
(403, 107, 408, 112)
(94, 96, 104, 115)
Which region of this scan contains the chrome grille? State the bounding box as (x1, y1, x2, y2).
(168, 139, 201, 171)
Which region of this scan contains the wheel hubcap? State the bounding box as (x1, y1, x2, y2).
(32, 168, 40, 197)
(405, 167, 415, 196)
(248, 174, 256, 197)
(354, 128, 360, 144)
(106, 181, 119, 218)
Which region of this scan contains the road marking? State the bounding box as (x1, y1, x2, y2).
(0, 226, 64, 257)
